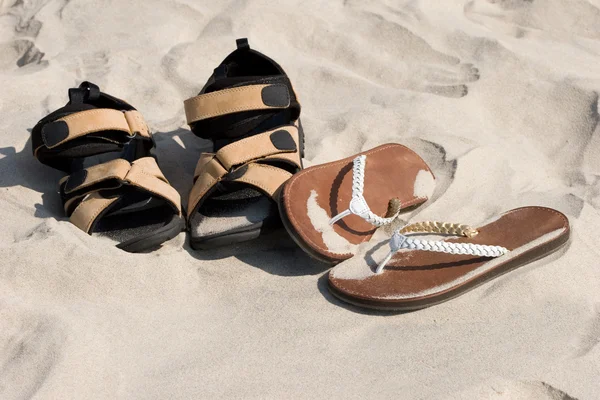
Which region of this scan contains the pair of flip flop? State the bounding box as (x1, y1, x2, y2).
(32, 38, 301, 252)
(278, 146, 571, 311)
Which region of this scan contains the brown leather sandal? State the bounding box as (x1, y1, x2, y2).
(278, 144, 435, 264)
(328, 206, 570, 310)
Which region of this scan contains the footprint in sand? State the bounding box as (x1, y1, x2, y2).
(0, 39, 44, 71)
(465, 0, 600, 40)
(0, 0, 51, 71)
(160, 11, 233, 97)
(447, 35, 599, 215)
(0, 0, 51, 37)
(0, 305, 65, 399)
(283, 2, 479, 98)
(58, 51, 110, 81)
(161, 43, 198, 98)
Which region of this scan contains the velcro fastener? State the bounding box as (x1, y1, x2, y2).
(39, 108, 151, 152)
(215, 125, 299, 170)
(70, 192, 119, 233)
(184, 84, 290, 125)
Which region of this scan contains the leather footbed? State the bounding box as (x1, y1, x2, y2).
(328, 207, 570, 310)
(279, 144, 435, 264)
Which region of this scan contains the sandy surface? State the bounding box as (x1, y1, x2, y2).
(1, 0, 600, 398)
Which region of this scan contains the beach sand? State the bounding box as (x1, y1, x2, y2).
(1, 0, 599, 398)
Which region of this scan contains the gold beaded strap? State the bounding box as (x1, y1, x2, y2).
(400, 221, 478, 238)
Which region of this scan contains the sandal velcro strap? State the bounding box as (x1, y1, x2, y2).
(61, 157, 182, 231)
(184, 83, 292, 125)
(215, 125, 300, 170)
(187, 125, 301, 223)
(35, 109, 150, 156)
(187, 157, 292, 223)
(69, 192, 121, 233)
(231, 163, 292, 197)
(125, 157, 181, 214)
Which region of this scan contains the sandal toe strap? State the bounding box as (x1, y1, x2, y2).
(61, 157, 181, 233)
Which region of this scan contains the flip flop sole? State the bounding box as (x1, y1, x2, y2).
(279, 144, 435, 264)
(278, 191, 340, 264)
(328, 207, 570, 311)
(328, 230, 570, 311)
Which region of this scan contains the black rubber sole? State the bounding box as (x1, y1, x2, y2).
(328, 230, 571, 311)
(117, 215, 185, 253)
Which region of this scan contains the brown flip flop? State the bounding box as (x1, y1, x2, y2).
(328, 206, 570, 310)
(278, 144, 435, 264)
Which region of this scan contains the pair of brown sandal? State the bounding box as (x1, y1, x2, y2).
(278, 145, 570, 311)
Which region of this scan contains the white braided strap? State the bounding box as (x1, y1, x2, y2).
(329, 155, 400, 227)
(376, 231, 509, 274)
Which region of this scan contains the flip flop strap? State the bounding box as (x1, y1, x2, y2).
(376, 222, 509, 274)
(329, 155, 400, 227)
(400, 221, 479, 237)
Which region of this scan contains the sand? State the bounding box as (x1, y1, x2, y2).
(1, 0, 600, 398)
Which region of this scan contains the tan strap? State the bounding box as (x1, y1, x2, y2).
(231, 163, 292, 198)
(70, 192, 119, 233)
(184, 84, 290, 125)
(215, 126, 299, 170)
(40, 108, 151, 151)
(263, 150, 302, 170)
(124, 110, 151, 138)
(64, 157, 181, 223)
(187, 155, 228, 219)
(187, 159, 291, 223)
(126, 158, 182, 214)
(194, 153, 221, 179)
(60, 159, 131, 194)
